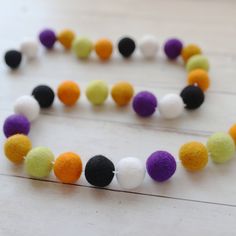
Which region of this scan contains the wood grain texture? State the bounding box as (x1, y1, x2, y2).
(1, 0, 236, 235)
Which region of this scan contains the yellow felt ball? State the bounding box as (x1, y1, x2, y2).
(229, 124, 236, 145)
(181, 44, 202, 63)
(179, 142, 208, 171)
(95, 38, 113, 60)
(4, 134, 32, 163)
(57, 29, 76, 49)
(111, 81, 134, 106)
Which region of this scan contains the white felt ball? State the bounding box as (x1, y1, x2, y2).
(14, 95, 40, 121)
(159, 93, 184, 119)
(20, 39, 38, 59)
(116, 157, 145, 189)
(139, 35, 159, 59)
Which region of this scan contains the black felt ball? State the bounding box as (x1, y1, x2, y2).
(85, 155, 115, 187)
(180, 85, 205, 110)
(118, 37, 136, 58)
(4, 50, 22, 69)
(32, 85, 55, 108)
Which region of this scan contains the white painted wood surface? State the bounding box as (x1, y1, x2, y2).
(1, 0, 236, 235)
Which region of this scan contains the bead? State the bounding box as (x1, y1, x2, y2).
(111, 81, 134, 106)
(181, 44, 202, 63)
(179, 142, 208, 171)
(39, 29, 57, 49)
(85, 155, 115, 187)
(57, 81, 80, 106)
(95, 38, 113, 60)
(187, 69, 210, 92)
(54, 152, 83, 184)
(180, 85, 204, 110)
(57, 29, 76, 49)
(14, 95, 40, 121)
(146, 151, 176, 182)
(20, 39, 38, 59)
(186, 55, 209, 72)
(116, 157, 145, 189)
(72, 37, 93, 59)
(164, 38, 183, 60)
(229, 124, 236, 145)
(118, 37, 136, 58)
(158, 93, 184, 119)
(132, 91, 157, 117)
(86, 80, 109, 105)
(139, 35, 159, 59)
(207, 132, 235, 163)
(3, 114, 30, 138)
(4, 134, 32, 163)
(25, 147, 54, 178)
(32, 85, 55, 108)
(4, 50, 22, 69)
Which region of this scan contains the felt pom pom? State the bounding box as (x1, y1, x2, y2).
(116, 157, 145, 189)
(14, 95, 40, 121)
(187, 69, 210, 92)
(158, 93, 184, 119)
(118, 37, 136, 58)
(32, 85, 55, 108)
(164, 38, 183, 60)
(132, 91, 157, 117)
(3, 114, 30, 138)
(57, 29, 76, 49)
(207, 132, 235, 163)
(181, 44, 202, 63)
(139, 35, 159, 59)
(72, 37, 93, 59)
(179, 142, 208, 171)
(111, 81, 134, 106)
(20, 39, 38, 59)
(86, 80, 109, 105)
(180, 85, 204, 110)
(25, 147, 54, 178)
(57, 81, 80, 106)
(95, 38, 113, 60)
(146, 151, 176, 182)
(54, 152, 83, 184)
(4, 50, 22, 69)
(186, 55, 209, 72)
(4, 134, 32, 163)
(39, 29, 57, 49)
(229, 124, 236, 145)
(85, 155, 115, 187)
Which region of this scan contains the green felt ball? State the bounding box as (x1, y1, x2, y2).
(25, 147, 54, 178)
(86, 80, 109, 105)
(72, 37, 93, 59)
(207, 132, 235, 163)
(186, 55, 210, 72)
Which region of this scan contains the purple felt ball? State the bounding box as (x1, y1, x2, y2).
(39, 29, 57, 49)
(146, 151, 176, 182)
(3, 114, 30, 138)
(132, 91, 157, 117)
(164, 38, 183, 60)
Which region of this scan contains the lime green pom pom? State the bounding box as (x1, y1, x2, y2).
(72, 37, 93, 59)
(86, 80, 109, 105)
(207, 132, 235, 163)
(186, 55, 210, 72)
(25, 147, 54, 178)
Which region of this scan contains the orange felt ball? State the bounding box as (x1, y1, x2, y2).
(229, 124, 236, 145)
(111, 81, 134, 106)
(95, 38, 113, 60)
(57, 29, 76, 49)
(181, 44, 202, 63)
(187, 69, 210, 91)
(57, 81, 80, 106)
(54, 152, 83, 184)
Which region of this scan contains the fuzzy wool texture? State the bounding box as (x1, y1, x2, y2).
(181, 44, 202, 63)
(20, 39, 38, 59)
(95, 38, 113, 60)
(4, 50, 22, 69)
(179, 142, 208, 171)
(57, 29, 75, 49)
(116, 157, 145, 189)
(139, 35, 159, 59)
(118, 37, 136, 58)
(39, 29, 57, 49)
(164, 38, 183, 60)
(207, 132, 235, 163)
(186, 55, 209, 72)
(72, 37, 93, 59)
